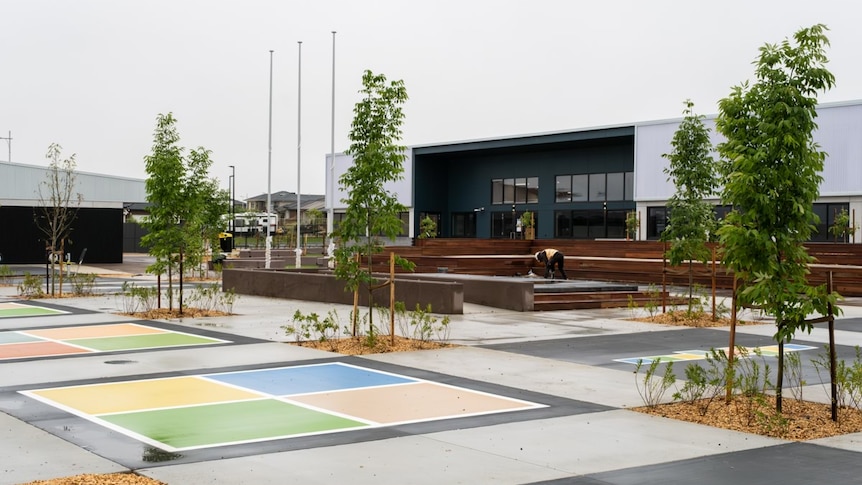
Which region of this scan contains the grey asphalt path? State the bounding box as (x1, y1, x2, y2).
(2, 266, 862, 484)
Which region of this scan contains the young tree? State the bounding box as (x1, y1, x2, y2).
(35, 143, 82, 296)
(661, 100, 717, 314)
(142, 113, 186, 308)
(715, 24, 840, 411)
(142, 113, 227, 311)
(333, 70, 414, 334)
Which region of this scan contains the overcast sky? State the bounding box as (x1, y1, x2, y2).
(3, 0, 861, 200)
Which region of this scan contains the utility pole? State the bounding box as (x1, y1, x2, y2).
(0, 131, 11, 162)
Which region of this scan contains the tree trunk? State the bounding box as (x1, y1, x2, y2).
(776, 337, 784, 413)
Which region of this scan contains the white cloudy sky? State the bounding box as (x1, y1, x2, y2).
(2, 0, 861, 199)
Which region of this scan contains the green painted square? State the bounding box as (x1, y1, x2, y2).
(0, 307, 65, 318)
(69, 332, 224, 351)
(0, 332, 43, 344)
(100, 399, 367, 449)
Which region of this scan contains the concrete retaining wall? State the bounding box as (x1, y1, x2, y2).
(393, 273, 534, 311)
(223, 269, 464, 314)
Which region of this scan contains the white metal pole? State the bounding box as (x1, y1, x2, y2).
(295, 40, 303, 268)
(266, 49, 274, 269)
(328, 31, 336, 238)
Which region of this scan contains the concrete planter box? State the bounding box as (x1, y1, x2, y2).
(223, 269, 464, 314)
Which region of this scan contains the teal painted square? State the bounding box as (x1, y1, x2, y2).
(101, 399, 367, 449)
(69, 333, 224, 351)
(0, 332, 43, 344)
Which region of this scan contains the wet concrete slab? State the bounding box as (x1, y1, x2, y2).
(2, 356, 612, 470)
(533, 442, 862, 485)
(3, 275, 862, 484)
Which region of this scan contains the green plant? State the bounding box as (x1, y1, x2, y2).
(407, 303, 450, 344)
(673, 349, 729, 416)
(644, 283, 660, 318)
(418, 216, 437, 239)
(283, 309, 343, 350)
(783, 350, 806, 402)
(519, 211, 534, 228)
(829, 208, 856, 243)
(119, 281, 159, 314)
(68, 272, 97, 296)
(754, 396, 791, 437)
(0, 265, 13, 285)
(634, 358, 676, 408)
(812, 345, 862, 410)
(627, 294, 639, 319)
(18, 272, 45, 298)
(184, 283, 237, 313)
(625, 211, 639, 240)
(730, 347, 774, 426)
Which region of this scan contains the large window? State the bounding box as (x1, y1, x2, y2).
(555, 209, 627, 239)
(589, 173, 606, 201)
(451, 212, 476, 237)
(556, 172, 633, 203)
(813, 203, 850, 242)
(492, 176, 538, 205)
(646, 206, 668, 240)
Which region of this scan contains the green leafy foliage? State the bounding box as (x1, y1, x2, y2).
(68, 273, 97, 296)
(829, 208, 854, 242)
(715, 25, 840, 348)
(332, 70, 414, 333)
(634, 358, 676, 408)
(418, 216, 438, 239)
(18, 272, 45, 298)
(141, 113, 229, 307)
(812, 345, 862, 410)
(662, 100, 717, 312)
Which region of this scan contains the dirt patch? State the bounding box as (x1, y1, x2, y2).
(289, 335, 452, 354)
(121, 308, 230, 319)
(631, 310, 768, 328)
(21, 473, 166, 485)
(635, 395, 862, 440)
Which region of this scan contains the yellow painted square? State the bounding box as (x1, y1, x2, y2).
(30, 377, 263, 414)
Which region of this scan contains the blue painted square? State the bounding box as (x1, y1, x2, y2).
(207, 363, 417, 396)
(0, 332, 43, 344)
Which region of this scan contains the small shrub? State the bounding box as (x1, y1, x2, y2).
(627, 294, 640, 318)
(283, 309, 342, 350)
(634, 358, 676, 408)
(812, 345, 862, 410)
(68, 273, 97, 296)
(0, 265, 13, 285)
(18, 272, 45, 298)
(119, 281, 159, 314)
(644, 284, 660, 318)
(754, 395, 791, 437)
(783, 350, 806, 402)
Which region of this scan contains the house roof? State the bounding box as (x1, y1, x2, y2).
(246, 191, 325, 211)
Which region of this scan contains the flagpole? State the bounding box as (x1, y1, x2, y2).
(266, 49, 274, 269)
(328, 31, 336, 238)
(295, 40, 303, 268)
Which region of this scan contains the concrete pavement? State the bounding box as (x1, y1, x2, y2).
(1, 264, 862, 484)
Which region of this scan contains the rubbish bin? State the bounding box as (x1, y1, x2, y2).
(218, 232, 233, 252)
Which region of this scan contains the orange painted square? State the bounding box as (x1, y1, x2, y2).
(27, 324, 167, 340)
(291, 382, 539, 424)
(0, 341, 91, 359)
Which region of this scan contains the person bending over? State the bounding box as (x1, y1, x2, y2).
(535, 248, 568, 280)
